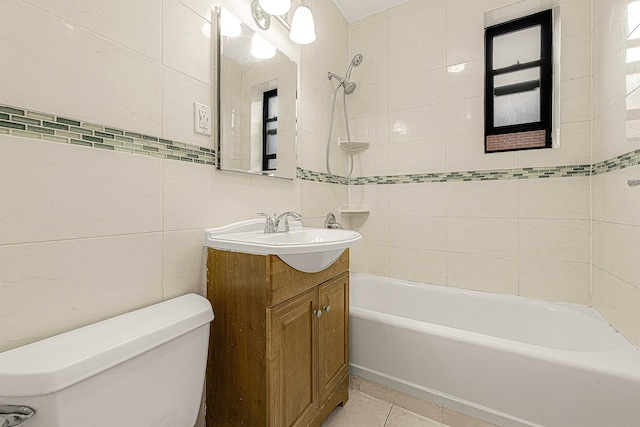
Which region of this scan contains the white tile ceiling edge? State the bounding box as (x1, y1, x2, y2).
(332, 0, 410, 22)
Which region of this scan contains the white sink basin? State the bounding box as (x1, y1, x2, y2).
(203, 219, 361, 273)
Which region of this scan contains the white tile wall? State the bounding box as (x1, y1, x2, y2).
(0, 135, 163, 245)
(2, 0, 639, 357)
(22, 0, 163, 60)
(347, 0, 605, 311)
(592, 0, 640, 348)
(0, 0, 346, 353)
(0, 233, 164, 349)
(0, 0, 163, 135)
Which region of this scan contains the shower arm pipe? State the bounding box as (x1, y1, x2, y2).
(628, 179, 640, 187)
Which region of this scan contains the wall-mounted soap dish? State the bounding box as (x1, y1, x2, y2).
(339, 140, 369, 152)
(339, 204, 370, 214)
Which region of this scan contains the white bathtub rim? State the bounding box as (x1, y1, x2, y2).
(350, 273, 639, 352)
(350, 306, 640, 383)
(350, 365, 541, 427)
(350, 273, 605, 320)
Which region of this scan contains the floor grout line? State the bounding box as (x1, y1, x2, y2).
(383, 404, 393, 426)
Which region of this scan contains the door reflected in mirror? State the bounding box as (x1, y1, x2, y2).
(217, 7, 297, 179)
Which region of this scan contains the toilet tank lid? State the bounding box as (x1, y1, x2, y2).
(0, 294, 214, 397)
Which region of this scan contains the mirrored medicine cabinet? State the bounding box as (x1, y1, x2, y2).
(216, 7, 298, 179)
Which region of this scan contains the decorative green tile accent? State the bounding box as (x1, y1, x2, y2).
(82, 123, 104, 132)
(82, 135, 103, 143)
(42, 121, 69, 130)
(69, 126, 93, 135)
(0, 120, 25, 130)
(5, 103, 636, 182)
(297, 150, 640, 185)
(0, 106, 24, 115)
(105, 127, 123, 135)
(0, 103, 216, 166)
(94, 143, 115, 151)
(26, 125, 54, 135)
(57, 117, 81, 126)
(28, 111, 55, 121)
(94, 131, 115, 139)
(12, 130, 41, 139)
(115, 135, 134, 143)
(592, 148, 640, 174)
(13, 116, 41, 125)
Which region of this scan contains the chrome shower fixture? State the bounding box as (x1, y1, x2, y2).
(327, 53, 363, 96)
(326, 53, 363, 178)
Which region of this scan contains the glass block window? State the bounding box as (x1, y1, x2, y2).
(485, 10, 552, 153)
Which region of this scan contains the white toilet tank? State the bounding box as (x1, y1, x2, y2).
(0, 294, 214, 427)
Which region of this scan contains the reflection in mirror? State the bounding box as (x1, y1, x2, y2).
(217, 7, 297, 179)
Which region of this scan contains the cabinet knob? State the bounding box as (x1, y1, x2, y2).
(314, 309, 323, 318)
(323, 305, 331, 313)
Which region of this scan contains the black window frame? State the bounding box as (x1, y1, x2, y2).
(484, 9, 553, 153)
(262, 88, 278, 171)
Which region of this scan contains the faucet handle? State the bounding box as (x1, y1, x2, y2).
(324, 212, 343, 229)
(257, 212, 275, 233)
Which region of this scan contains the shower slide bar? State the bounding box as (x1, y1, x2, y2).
(628, 179, 640, 187)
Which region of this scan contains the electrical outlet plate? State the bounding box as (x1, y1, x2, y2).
(194, 102, 212, 136)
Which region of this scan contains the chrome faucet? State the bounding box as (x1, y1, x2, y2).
(257, 212, 302, 233)
(257, 212, 276, 233)
(274, 211, 302, 232)
(324, 212, 343, 229)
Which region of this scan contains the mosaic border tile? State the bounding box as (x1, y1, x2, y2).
(592, 148, 640, 175)
(0, 104, 216, 165)
(4, 103, 639, 184)
(296, 168, 347, 184)
(298, 148, 640, 185)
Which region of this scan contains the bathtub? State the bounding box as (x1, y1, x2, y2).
(349, 274, 640, 427)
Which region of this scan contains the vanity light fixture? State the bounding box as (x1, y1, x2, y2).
(289, 3, 316, 44)
(251, 0, 316, 45)
(259, 0, 291, 16)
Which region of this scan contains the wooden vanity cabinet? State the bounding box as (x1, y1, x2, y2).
(206, 248, 349, 427)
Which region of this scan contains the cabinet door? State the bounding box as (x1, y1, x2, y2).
(318, 272, 349, 403)
(268, 287, 318, 427)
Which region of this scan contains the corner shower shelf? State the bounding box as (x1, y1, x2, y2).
(339, 204, 370, 214)
(339, 140, 369, 152)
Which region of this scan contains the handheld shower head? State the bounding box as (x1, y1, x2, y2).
(344, 81, 357, 95)
(344, 53, 363, 86)
(351, 53, 363, 67)
(327, 53, 363, 95)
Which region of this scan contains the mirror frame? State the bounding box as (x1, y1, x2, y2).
(215, 6, 298, 180)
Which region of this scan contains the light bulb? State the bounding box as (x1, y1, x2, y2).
(251, 33, 276, 59)
(258, 0, 291, 16)
(289, 5, 316, 44)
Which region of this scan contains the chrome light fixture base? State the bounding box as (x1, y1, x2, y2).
(251, 0, 271, 30)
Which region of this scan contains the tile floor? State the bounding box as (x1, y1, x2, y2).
(322, 389, 448, 427)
